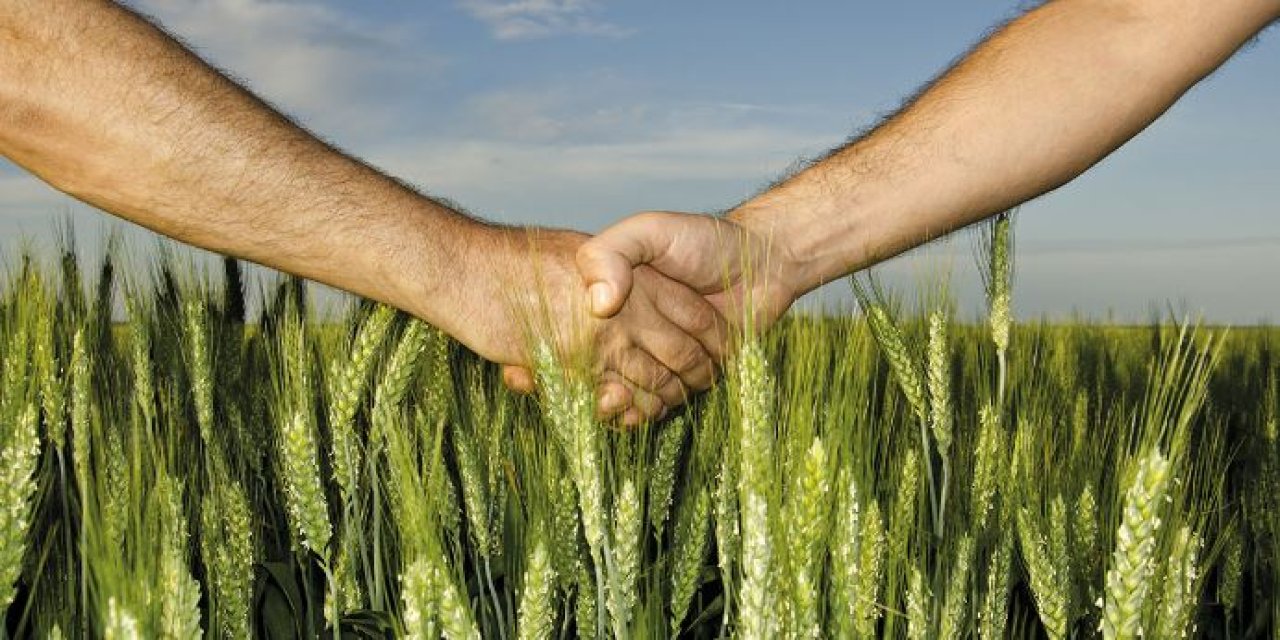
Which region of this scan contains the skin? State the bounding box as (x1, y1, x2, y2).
(0, 0, 726, 424)
(580, 0, 1280, 346)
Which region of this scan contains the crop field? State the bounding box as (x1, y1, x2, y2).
(1, 218, 1278, 639)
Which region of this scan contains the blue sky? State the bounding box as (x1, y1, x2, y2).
(1, 1, 1277, 323)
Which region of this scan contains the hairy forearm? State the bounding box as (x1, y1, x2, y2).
(0, 0, 487, 333)
(732, 0, 1280, 294)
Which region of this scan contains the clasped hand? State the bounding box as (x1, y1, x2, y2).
(485, 211, 801, 426)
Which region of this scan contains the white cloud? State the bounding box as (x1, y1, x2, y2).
(366, 87, 835, 211)
(374, 128, 826, 192)
(125, 0, 445, 137)
(458, 0, 630, 40)
(454, 81, 847, 144)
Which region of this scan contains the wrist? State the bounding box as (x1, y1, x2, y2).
(401, 223, 585, 365)
(730, 169, 900, 296)
(729, 193, 846, 298)
(396, 213, 504, 338)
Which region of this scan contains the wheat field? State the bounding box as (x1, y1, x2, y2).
(0, 217, 1277, 639)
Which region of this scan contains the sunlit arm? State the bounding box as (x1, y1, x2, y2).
(733, 0, 1280, 295)
(0, 1, 520, 344)
(0, 0, 727, 420)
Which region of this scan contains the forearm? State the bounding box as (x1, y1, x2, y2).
(732, 0, 1280, 294)
(0, 0, 486, 333)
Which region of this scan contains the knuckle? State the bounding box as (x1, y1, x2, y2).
(669, 341, 709, 374)
(648, 365, 676, 392)
(632, 390, 662, 414)
(683, 303, 718, 334)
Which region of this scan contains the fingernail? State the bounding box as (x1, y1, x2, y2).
(590, 282, 612, 316)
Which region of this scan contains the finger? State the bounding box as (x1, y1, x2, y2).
(621, 407, 646, 429)
(643, 266, 732, 363)
(621, 399, 668, 429)
(599, 371, 665, 425)
(576, 241, 639, 319)
(632, 314, 717, 393)
(611, 346, 686, 410)
(578, 211, 689, 319)
(596, 372, 632, 418)
(502, 365, 536, 394)
(622, 382, 666, 423)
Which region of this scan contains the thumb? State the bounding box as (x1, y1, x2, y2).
(578, 213, 668, 318)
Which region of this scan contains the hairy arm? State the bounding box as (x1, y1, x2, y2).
(0, 0, 723, 420)
(734, 0, 1280, 294)
(0, 0, 480, 335)
(580, 0, 1280, 325)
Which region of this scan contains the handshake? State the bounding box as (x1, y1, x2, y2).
(6, 0, 1270, 431)
(444, 206, 818, 427)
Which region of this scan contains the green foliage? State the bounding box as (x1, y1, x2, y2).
(0, 219, 1277, 640)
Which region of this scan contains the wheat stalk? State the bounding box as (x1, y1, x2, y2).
(1154, 525, 1200, 639)
(906, 566, 930, 640)
(104, 597, 141, 640)
(533, 342, 606, 555)
(1218, 525, 1242, 622)
(0, 303, 36, 618)
(985, 214, 1013, 355)
(102, 425, 130, 559)
(854, 498, 887, 638)
(326, 304, 395, 503)
(575, 556, 599, 640)
(454, 419, 494, 555)
(401, 557, 438, 640)
(980, 212, 1014, 403)
(971, 404, 1004, 534)
(829, 472, 862, 639)
(550, 473, 581, 593)
(939, 535, 974, 640)
(277, 407, 332, 555)
(200, 479, 254, 640)
(421, 327, 455, 425)
(830, 474, 885, 639)
(735, 338, 778, 640)
(431, 554, 482, 640)
(127, 305, 154, 432)
(865, 305, 927, 426)
(371, 319, 431, 443)
(607, 477, 641, 631)
(181, 298, 217, 448)
(889, 449, 920, 563)
(0, 403, 39, 613)
(927, 311, 953, 456)
(1049, 494, 1074, 623)
(1102, 448, 1171, 640)
(787, 435, 831, 639)
(647, 416, 688, 535)
(516, 533, 556, 640)
(1075, 483, 1101, 610)
(714, 442, 740, 601)
(32, 302, 67, 450)
(70, 327, 92, 497)
(156, 476, 202, 640)
(669, 486, 711, 636)
(1017, 506, 1069, 639)
(978, 531, 1012, 640)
